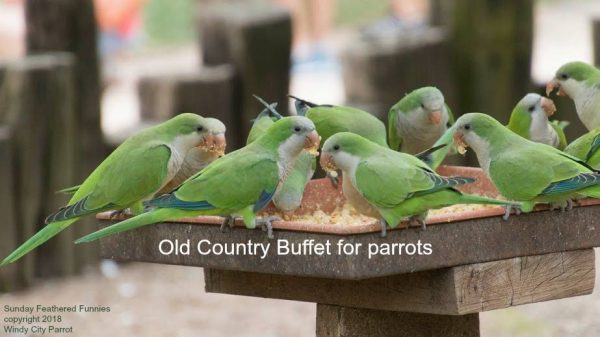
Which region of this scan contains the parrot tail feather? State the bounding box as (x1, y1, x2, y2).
(75, 208, 191, 244)
(1, 219, 77, 266)
(458, 193, 520, 207)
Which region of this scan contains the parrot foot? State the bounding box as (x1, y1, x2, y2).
(502, 204, 522, 220)
(379, 219, 388, 238)
(256, 216, 280, 239)
(109, 209, 129, 220)
(220, 216, 239, 233)
(327, 171, 339, 188)
(408, 215, 427, 230)
(564, 199, 574, 212)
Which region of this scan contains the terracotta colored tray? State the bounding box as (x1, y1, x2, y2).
(97, 166, 600, 236)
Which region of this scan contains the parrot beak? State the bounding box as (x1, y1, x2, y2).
(212, 133, 227, 156)
(453, 132, 468, 155)
(429, 110, 442, 125)
(319, 152, 337, 172)
(304, 130, 320, 156)
(546, 79, 567, 97)
(540, 97, 556, 117)
(199, 133, 227, 156)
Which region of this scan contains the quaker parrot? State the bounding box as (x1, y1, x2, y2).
(450, 113, 600, 215)
(564, 127, 600, 169)
(1, 113, 220, 265)
(290, 95, 387, 186)
(507, 93, 568, 149)
(388, 86, 455, 169)
(156, 117, 226, 195)
(247, 96, 316, 213)
(319, 132, 517, 237)
(74, 116, 320, 243)
(546, 61, 600, 130)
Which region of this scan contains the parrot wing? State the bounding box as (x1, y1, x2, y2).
(46, 144, 172, 223)
(169, 147, 279, 212)
(354, 154, 473, 208)
(489, 144, 592, 200)
(387, 107, 403, 151)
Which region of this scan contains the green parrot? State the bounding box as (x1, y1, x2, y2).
(388, 86, 455, 169)
(74, 116, 320, 243)
(319, 132, 517, 237)
(156, 117, 226, 195)
(507, 93, 568, 150)
(1, 113, 222, 265)
(247, 97, 317, 213)
(290, 95, 387, 186)
(546, 61, 600, 130)
(564, 127, 600, 169)
(450, 113, 600, 215)
(290, 95, 387, 146)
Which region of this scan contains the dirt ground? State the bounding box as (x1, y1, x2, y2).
(1, 249, 599, 337)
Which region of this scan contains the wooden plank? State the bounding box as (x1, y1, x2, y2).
(99, 204, 600, 279)
(452, 249, 595, 314)
(204, 250, 595, 315)
(316, 305, 480, 337)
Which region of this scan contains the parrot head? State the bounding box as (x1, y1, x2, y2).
(263, 116, 320, 157)
(320, 132, 372, 173)
(451, 113, 504, 156)
(546, 61, 599, 99)
(508, 93, 556, 129)
(197, 117, 227, 156)
(163, 113, 227, 155)
(401, 86, 446, 125)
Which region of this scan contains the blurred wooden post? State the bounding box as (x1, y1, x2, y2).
(26, 0, 104, 268)
(451, 0, 533, 165)
(199, 2, 292, 142)
(138, 65, 241, 148)
(0, 54, 78, 280)
(0, 126, 20, 291)
(341, 28, 455, 119)
(593, 19, 600, 67)
(451, 0, 533, 120)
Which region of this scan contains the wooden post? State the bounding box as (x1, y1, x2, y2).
(198, 2, 292, 140)
(592, 19, 600, 67)
(26, 0, 104, 268)
(0, 54, 78, 279)
(316, 305, 480, 337)
(138, 65, 241, 148)
(451, 0, 533, 165)
(0, 126, 20, 292)
(450, 1, 533, 119)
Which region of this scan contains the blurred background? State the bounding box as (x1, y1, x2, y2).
(0, 0, 600, 336)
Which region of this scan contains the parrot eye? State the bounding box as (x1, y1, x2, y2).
(196, 126, 204, 132)
(464, 124, 471, 130)
(333, 144, 340, 151)
(294, 126, 301, 132)
(528, 106, 535, 112)
(560, 73, 568, 80)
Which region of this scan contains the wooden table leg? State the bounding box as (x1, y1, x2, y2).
(316, 304, 480, 337)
